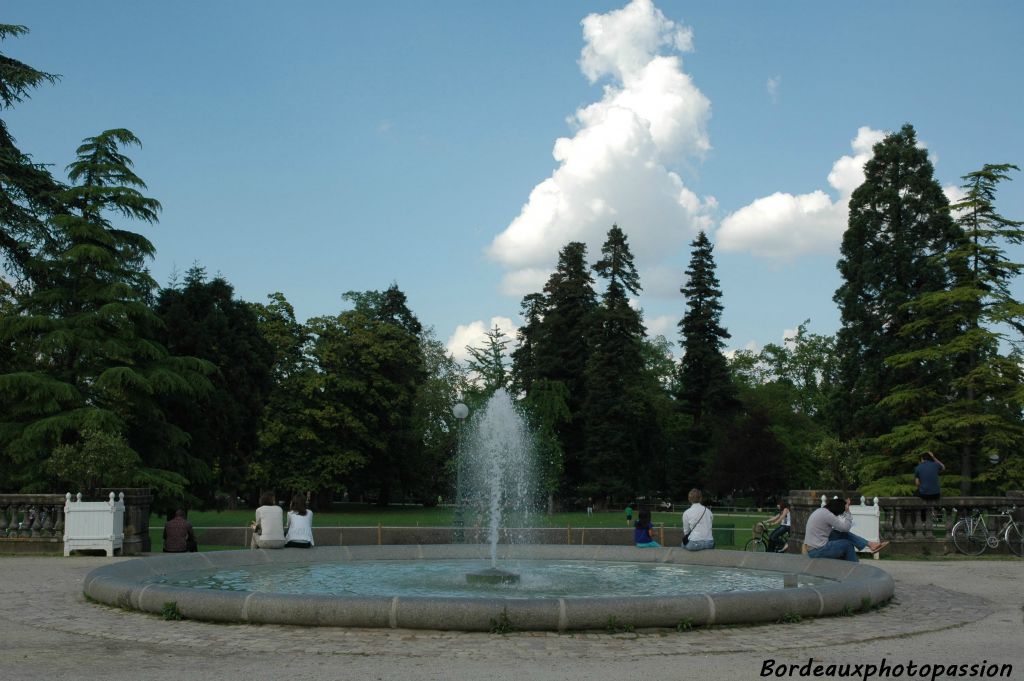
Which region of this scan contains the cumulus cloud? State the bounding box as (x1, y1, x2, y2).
(488, 0, 715, 297)
(766, 76, 781, 103)
(446, 316, 518, 365)
(717, 127, 886, 260)
(645, 314, 676, 337)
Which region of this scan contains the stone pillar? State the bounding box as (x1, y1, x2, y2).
(94, 488, 152, 554)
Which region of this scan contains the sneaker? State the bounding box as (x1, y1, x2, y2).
(778, 543, 788, 553)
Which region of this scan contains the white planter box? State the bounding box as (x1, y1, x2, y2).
(63, 492, 125, 557)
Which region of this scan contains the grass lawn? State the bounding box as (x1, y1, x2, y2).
(150, 505, 768, 551)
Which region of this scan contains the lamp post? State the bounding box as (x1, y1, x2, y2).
(452, 402, 469, 542)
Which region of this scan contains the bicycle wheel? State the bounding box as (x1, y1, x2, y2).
(744, 538, 767, 552)
(1005, 522, 1024, 557)
(951, 519, 988, 556)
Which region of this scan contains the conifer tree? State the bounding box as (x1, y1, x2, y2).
(155, 267, 275, 504)
(510, 292, 546, 396)
(0, 25, 62, 284)
(832, 124, 964, 482)
(465, 324, 511, 395)
(677, 231, 736, 424)
(583, 225, 646, 497)
(0, 129, 211, 494)
(531, 241, 597, 493)
(675, 231, 736, 493)
(878, 164, 1024, 492)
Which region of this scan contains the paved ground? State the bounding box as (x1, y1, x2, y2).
(0, 555, 1020, 681)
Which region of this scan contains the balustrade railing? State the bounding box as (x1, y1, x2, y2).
(0, 494, 67, 552)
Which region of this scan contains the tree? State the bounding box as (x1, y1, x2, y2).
(465, 324, 511, 396)
(530, 241, 597, 494)
(582, 225, 647, 498)
(0, 25, 62, 284)
(155, 267, 274, 505)
(676, 231, 737, 424)
(321, 286, 426, 505)
(874, 164, 1024, 493)
(832, 123, 965, 481)
(0, 130, 210, 495)
(410, 329, 470, 505)
(249, 292, 332, 504)
(510, 292, 546, 395)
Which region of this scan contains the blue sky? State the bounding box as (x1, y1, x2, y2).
(5, 1, 1023, 361)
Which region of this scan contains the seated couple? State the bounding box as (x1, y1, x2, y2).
(251, 493, 315, 549)
(804, 497, 888, 562)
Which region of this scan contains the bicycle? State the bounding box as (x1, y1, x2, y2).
(745, 521, 789, 553)
(950, 506, 1023, 557)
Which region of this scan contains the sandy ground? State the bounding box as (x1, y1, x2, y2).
(0, 555, 1020, 681)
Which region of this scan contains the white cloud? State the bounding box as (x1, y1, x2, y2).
(724, 339, 760, 359)
(446, 316, 518, 364)
(488, 0, 715, 298)
(645, 314, 676, 337)
(717, 126, 886, 260)
(766, 76, 781, 103)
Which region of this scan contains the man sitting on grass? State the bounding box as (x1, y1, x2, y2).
(804, 497, 888, 562)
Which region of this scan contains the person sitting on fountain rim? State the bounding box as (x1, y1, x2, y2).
(803, 497, 889, 562)
(681, 488, 715, 551)
(250, 492, 286, 550)
(284, 493, 314, 548)
(634, 509, 660, 548)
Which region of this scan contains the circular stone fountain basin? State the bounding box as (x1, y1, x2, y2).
(84, 544, 894, 631)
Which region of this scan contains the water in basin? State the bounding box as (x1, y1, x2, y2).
(153, 559, 830, 599)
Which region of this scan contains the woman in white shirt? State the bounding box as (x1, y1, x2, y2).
(285, 494, 314, 548)
(681, 488, 714, 551)
(250, 493, 286, 549)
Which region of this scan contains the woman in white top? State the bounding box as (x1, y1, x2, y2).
(285, 494, 314, 548)
(765, 500, 791, 552)
(250, 492, 286, 549)
(681, 488, 714, 551)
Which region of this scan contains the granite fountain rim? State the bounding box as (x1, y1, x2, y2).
(83, 544, 895, 631)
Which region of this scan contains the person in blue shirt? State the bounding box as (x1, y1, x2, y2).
(634, 509, 660, 548)
(914, 451, 945, 500)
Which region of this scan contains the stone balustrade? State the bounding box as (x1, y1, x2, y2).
(0, 494, 67, 554)
(788, 489, 1024, 555)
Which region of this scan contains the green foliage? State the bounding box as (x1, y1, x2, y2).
(778, 612, 802, 624)
(489, 607, 514, 634)
(524, 242, 598, 495)
(878, 164, 1024, 493)
(315, 286, 427, 505)
(833, 124, 964, 482)
(160, 601, 182, 621)
(154, 268, 274, 507)
(675, 231, 737, 494)
(0, 25, 63, 283)
(676, 617, 694, 631)
(46, 428, 139, 492)
(605, 615, 634, 633)
(583, 225, 648, 497)
(0, 129, 212, 494)
(465, 324, 511, 396)
(410, 330, 470, 504)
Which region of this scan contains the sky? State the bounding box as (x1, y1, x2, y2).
(5, 1, 1023, 362)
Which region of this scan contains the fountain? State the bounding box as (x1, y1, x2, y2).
(82, 391, 895, 630)
(457, 389, 534, 585)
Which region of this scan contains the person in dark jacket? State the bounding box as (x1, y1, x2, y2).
(163, 509, 197, 553)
